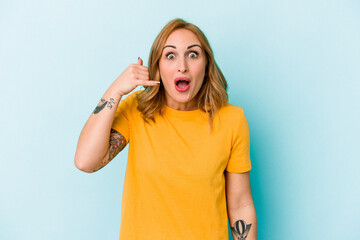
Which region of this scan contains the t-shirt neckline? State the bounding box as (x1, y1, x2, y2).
(164, 105, 203, 118)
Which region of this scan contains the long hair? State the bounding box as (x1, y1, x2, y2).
(137, 18, 228, 131)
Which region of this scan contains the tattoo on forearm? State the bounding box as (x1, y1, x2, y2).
(92, 129, 127, 172)
(93, 98, 115, 114)
(231, 219, 252, 240)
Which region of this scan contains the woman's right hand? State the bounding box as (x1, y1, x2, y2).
(109, 57, 159, 97)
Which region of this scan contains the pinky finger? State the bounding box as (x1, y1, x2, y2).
(137, 80, 161, 86)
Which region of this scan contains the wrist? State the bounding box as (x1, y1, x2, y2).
(104, 87, 123, 102)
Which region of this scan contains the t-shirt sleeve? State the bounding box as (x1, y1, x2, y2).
(226, 108, 252, 173)
(111, 92, 138, 143)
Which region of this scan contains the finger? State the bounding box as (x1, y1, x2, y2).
(137, 57, 143, 65)
(134, 67, 150, 75)
(134, 71, 150, 79)
(137, 80, 160, 86)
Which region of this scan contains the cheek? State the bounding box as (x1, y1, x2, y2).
(193, 62, 206, 78)
(159, 61, 171, 78)
(191, 56, 206, 72)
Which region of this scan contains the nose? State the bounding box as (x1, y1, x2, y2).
(177, 57, 188, 73)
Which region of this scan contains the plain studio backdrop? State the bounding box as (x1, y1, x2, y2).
(0, 0, 359, 239)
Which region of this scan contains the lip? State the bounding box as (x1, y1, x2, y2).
(174, 77, 191, 92)
(174, 77, 191, 85)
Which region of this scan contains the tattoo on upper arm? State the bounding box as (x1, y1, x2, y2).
(108, 129, 127, 160)
(93, 98, 115, 114)
(92, 129, 127, 172)
(231, 219, 252, 240)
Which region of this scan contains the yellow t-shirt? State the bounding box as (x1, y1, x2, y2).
(112, 90, 251, 240)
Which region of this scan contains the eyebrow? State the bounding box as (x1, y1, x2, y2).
(163, 44, 202, 50)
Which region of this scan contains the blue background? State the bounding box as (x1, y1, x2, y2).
(1, 0, 359, 239)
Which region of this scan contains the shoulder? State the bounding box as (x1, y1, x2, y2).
(211, 103, 248, 131)
(217, 103, 246, 120)
(118, 90, 143, 107)
(218, 104, 250, 141)
(122, 90, 143, 102)
(115, 90, 144, 116)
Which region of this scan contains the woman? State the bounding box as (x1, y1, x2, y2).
(74, 18, 257, 240)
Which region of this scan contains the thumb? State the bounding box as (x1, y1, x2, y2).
(137, 57, 143, 65)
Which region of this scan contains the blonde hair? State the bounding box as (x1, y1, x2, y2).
(137, 18, 228, 131)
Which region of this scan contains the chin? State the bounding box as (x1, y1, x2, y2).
(174, 95, 192, 103)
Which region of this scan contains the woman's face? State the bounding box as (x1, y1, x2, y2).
(159, 28, 206, 111)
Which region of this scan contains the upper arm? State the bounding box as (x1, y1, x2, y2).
(108, 128, 127, 160)
(92, 128, 127, 172)
(225, 171, 254, 210)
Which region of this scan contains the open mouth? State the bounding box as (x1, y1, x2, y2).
(174, 77, 191, 92)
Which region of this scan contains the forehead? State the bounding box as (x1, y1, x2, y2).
(164, 28, 201, 46)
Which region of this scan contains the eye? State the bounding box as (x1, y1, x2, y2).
(188, 51, 198, 58)
(165, 52, 175, 60)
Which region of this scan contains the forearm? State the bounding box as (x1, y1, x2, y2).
(74, 88, 122, 172)
(228, 203, 257, 240)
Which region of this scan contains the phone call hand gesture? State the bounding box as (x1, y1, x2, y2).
(110, 57, 159, 97)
